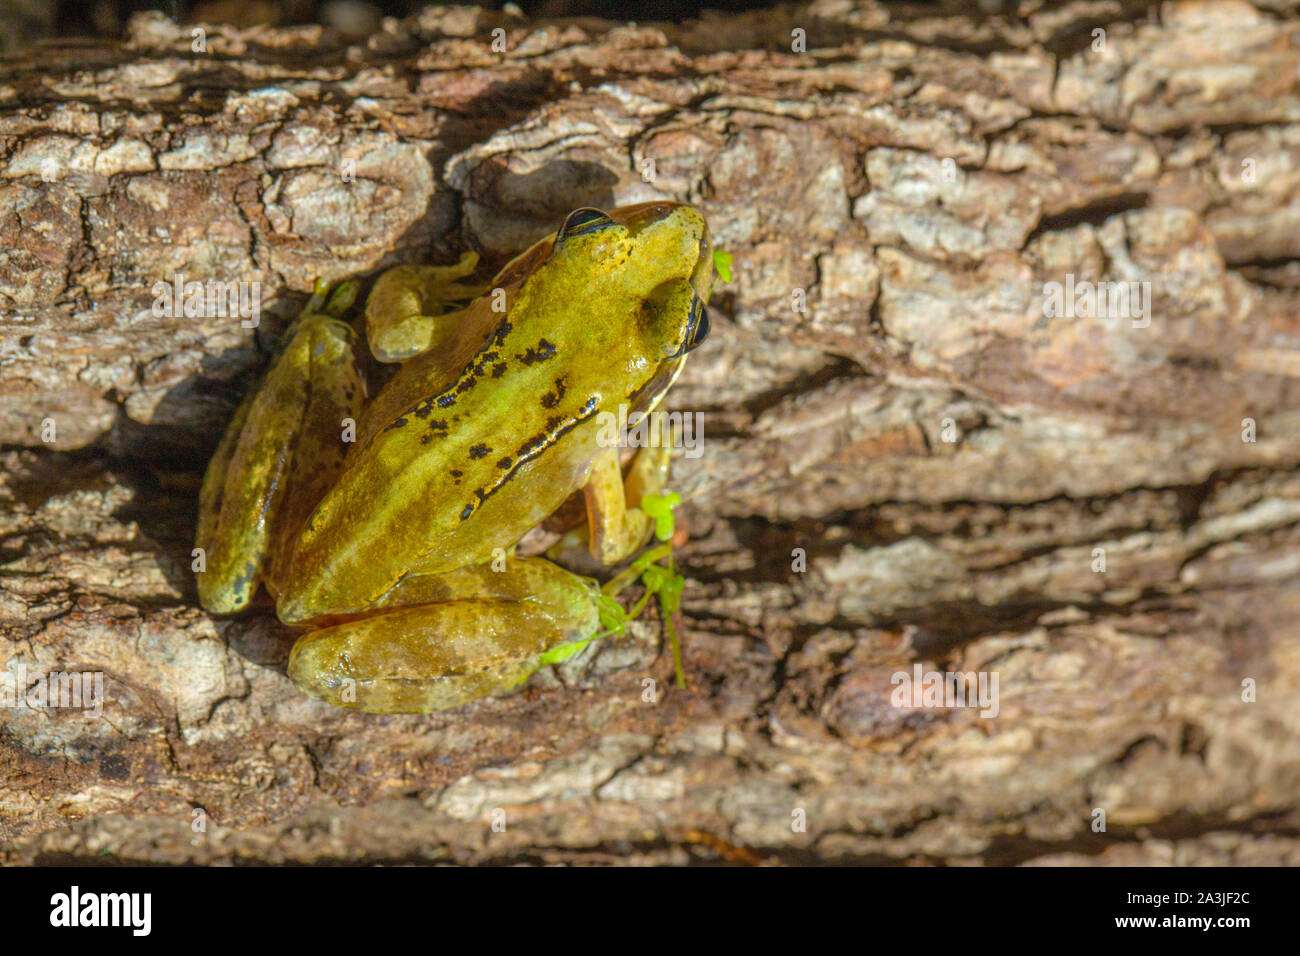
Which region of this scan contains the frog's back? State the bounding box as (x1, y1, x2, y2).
(274, 201, 709, 623)
(276, 265, 647, 622)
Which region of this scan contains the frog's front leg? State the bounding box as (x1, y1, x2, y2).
(364, 252, 486, 362)
(581, 443, 674, 566)
(286, 557, 600, 713)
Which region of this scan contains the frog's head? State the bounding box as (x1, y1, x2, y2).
(557, 201, 714, 352)
(561, 202, 712, 340)
(531, 201, 714, 413)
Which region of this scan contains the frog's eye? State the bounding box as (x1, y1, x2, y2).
(682, 295, 711, 353)
(556, 207, 614, 241)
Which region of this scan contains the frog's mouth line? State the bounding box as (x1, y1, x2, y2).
(627, 356, 687, 419)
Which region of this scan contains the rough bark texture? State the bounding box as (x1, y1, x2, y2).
(2, 1, 1299, 864)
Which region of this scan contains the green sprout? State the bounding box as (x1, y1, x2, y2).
(592, 493, 689, 689)
(537, 635, 596, 668)
(712, 249, 734, 283)
(641, 491, 681, 541)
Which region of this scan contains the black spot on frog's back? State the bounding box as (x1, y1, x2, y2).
(518, 338, 557, 366)
(461, 395, 603, 521)
(540, 376, 567, 409)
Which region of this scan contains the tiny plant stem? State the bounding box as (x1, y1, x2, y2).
(664, 551, 686, 688)
(602, 543, 674, 597)
(596, 518, 687, 689)
(665, 610, 685, 689)
(626, 588, 654, 621)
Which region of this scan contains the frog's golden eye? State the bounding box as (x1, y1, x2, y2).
(556, 207, 614, 241)
(683, 296, 711, 353)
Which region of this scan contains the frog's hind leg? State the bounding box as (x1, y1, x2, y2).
(195, 284, 365, 614)
(286, 557, 600, 713)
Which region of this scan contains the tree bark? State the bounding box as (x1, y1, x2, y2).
(1, 1, 1299, 864)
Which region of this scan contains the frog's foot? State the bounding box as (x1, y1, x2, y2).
(286, 557, 600, 714)
(365, 252, 489, 362)
(195, 280, 366, 614)
(577, 443, 674, 566)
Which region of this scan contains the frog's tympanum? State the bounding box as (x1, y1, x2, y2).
(196, 202, 714, 713)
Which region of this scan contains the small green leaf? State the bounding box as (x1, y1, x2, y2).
(596, 592, 628, 637)
(538, 637, 594, 667)
(641, 491, 682, 541)
(712, 249, 734, 283)
(643, 563, 684, 614)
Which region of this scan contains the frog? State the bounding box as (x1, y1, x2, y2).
(194, 201, 715, 714)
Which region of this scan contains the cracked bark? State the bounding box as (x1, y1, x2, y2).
(2, 1, 1299, 864)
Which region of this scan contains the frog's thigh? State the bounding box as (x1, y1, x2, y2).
(195, 314, 363, 614)
(365, 253, 487, 362)
(265, 318, 366, 593)
(287, 557, 600, 714)
(581, 444, 672, 566)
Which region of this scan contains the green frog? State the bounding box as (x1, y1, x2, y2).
(195, 202, 714, 713)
